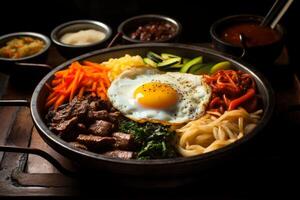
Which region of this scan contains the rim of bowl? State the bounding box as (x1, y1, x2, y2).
(118, 14, 182, 43)
(51, 20, 112, 48)
(0, 32, 51, 62)
(210, 14, 285, 48)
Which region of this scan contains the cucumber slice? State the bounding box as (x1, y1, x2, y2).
(210, 61, 232, 74)
(195, 65, 214, 75)
(157, 57, 181, 68)
(183, 58, 190, 64)
(144, 58, 157, 67)
(161, 53, 180, 60)
(147, 51, 163, 63)
(188, 63, 214, 74)
(170, 63, 184, 68)
(180, 56, 203, 73)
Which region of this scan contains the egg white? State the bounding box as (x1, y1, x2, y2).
(107, 67, 211, 125)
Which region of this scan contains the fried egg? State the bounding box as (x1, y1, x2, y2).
(107, 67, 211, 125)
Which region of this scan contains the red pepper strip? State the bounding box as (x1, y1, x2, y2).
(223, 94, 231, 106)
(228, 88, 256, 110)
(209, 97, 222, 108)
(209, 108, 220, 113)
(224, 71, 239, 91)
(242, 96, 258, 113)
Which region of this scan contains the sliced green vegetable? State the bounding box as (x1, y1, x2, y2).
(147, 51, 163, 63)
(157, 57, 181, 68)
(189, 63, 213, 74)
(183, 58, 191, 64)
(194, 64, 215, 75)
(180, 56, 203, 73)
(161, 53, 180, 60)
(170, 63, 184, 68)
(210, 61, 232, 74)
(118, 119, 177, 159)
(143, 58, 157, 67)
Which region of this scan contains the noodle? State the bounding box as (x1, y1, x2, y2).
(176, 108, 262, 157)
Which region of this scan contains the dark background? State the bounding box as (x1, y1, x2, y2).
(0, 0, 298, 67)
(0, 0, 298, 198)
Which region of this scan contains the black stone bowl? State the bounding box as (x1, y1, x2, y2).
(0, 44, 274, 183)
(210, 15, 285, 65)
(34, 44, 273, 176)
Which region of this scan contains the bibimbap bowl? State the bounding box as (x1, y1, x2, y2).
(0, 43, 274, 177)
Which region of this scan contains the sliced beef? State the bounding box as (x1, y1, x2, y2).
(88, 110, 109, 120)
(70, 99, 89, 120)
(76, 123, 87, 132)
(45, 94, 138, 158)
(51, 106, 72, 123)
(89, 120, 114, 136)
(89, 100, 101, 111)
(53, 97, 80, 121)
(109, 106, 118, 112)
(76, 134, 115, 150)
(112, 132, 134, 150)
(50, 116, 78, 133)
(108, 112, 121, 123)
(47, 96, 88, 124)
(87, 96, 111, 110)
(103, 150, 135, 160)
(49, 117, 79, 141)
(69, 142, 88, 150)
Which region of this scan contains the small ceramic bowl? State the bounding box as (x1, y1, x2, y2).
(118, 14, 182, 43)
(210, 15, 285, 65)
(0, 32, 51, 76)
(0, 32, 51, 63)
(51, 20, 112, 58)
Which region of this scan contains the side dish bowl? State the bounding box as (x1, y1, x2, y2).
(0, 32, 51, 62)
(51, 20, 112, 58)
(0, 32, 51, 76)
(118, 14, 182, 43)
(210, 15, 285, 65)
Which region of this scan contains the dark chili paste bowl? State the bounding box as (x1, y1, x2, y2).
(210, 15, 285, 65)
(118, 14, 182, 43)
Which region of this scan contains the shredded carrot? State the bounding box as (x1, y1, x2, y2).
(45, 61, 111, 110)
(51, 79, 61, 86)
(46, 96, 58, 108)
(45, 83, 53, 92)
(54, 95, 66, 110)
(78, 87, 85, 98)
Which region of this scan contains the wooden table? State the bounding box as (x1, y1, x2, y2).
(0, 45, 299, 198)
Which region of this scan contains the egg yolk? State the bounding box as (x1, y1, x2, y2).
(134, 82, 178, 109)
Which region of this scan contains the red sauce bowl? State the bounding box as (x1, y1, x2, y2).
(210, 15, 285, 65)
